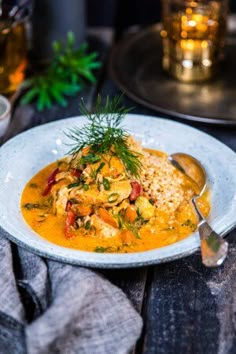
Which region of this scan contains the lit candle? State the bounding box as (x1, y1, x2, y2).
(161, 1, 228, 82)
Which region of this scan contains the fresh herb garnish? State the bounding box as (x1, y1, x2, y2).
(181, 219, 196, 230)
(108, 193, 119, 203)
(84, 221, 92, 230)
(66, 95, 142, 178)
(163, 226, 175, 231)
(118, 213, 141, 239)
(96, 162, 105, 175)
(94, 246, 113, 253)
(79, 154, 101, 165)
(103, 178, 111, 190)
(29, 183, 38, 188)
(23, 203, 48, 210)
(83, 184, 89, 191)
(21, 32, 101, 111)
(67, 182, 80, 189)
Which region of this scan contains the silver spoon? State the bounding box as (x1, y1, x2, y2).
(169, 153, 228, 267)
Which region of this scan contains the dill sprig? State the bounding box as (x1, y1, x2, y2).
(65, 95, 142, 178)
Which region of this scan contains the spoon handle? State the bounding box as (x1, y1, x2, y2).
(192, 198, 228, 267)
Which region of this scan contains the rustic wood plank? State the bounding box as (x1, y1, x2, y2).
(140, 231, 236, 354)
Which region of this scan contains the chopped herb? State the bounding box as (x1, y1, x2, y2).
(46, 196, 54, 208)
(57, 160, 68, 168)
(83, 184, 89, 191)
(163, 226, 175, 231)
(117, 213, 141, 239)
(79, 154, 101, 165)
(149, 198, 155, 205)
(84, 221, 91, 230)
(29, 183, 38, 188)
(103, 178, 111, 191)
(126, 223, 140, 239)
(96, 162, 105, 175)
(108, 193, 119, 203)
(181, 219, 196, 230)
(67, 182, 80, 189)
(23, 203, 48, 210)
(68, 198, 79, 204)
(94, 246, 113, 253)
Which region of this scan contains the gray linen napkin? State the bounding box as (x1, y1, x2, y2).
(0, 233, 142, 354)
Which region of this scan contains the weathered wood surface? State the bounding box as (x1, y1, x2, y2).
(2, 28, 236, 354)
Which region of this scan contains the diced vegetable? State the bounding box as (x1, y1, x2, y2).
(120, 230, 135, 245)
(82, 146, 90, 156)
(135, 196, 155, 220)
(129, 181, 143, 201)
(125, 205, 137, 223)
(65, 200, 72, 212)
(71, 168, 82, 178)
(42, 168, 60, 196)
(97, 208, 118, 228)
(77, 204, 92, 217)
(64, 210, 75, 238)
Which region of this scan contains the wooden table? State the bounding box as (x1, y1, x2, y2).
(3, 29, 236, 354)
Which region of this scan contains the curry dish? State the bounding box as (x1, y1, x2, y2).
(21, 136, 210, 253)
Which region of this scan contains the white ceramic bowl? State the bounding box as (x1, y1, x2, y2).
(0, 95, 11, 138)
(0, 115, 236, 268)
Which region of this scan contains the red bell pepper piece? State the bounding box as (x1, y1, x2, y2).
(65, 200, 72, 212)
(129, 181, 143, 201)
(64, 210, 75, 238)
(42, 168, 60, 196)
(71, 168, 82, 178)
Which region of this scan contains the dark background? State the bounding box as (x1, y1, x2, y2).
(87, 0, 236, 29)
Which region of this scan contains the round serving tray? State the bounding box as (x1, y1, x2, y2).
(110, 23, 236, 125)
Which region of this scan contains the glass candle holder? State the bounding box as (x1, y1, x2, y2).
(161, 0, 229, 82)
(0, 11, 28, 95)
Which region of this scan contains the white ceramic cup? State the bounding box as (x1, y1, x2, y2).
(0, 95, 11, 138)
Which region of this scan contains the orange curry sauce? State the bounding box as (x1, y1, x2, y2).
(21, 149, 210, 253)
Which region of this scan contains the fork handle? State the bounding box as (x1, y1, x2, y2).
(192, 198, 228, 267)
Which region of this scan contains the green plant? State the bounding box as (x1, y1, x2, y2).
(21, 32, 101, 111)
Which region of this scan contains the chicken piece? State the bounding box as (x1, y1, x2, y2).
(70, 180, 132, 207)
(55, 171, 74, 183)
(90, 215, 120, 238)
(51, 184, 70, 215)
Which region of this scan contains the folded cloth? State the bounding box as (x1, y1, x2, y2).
(0, 234, 142, 354)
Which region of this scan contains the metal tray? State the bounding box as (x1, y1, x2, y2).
(110, 23, 236, 125)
